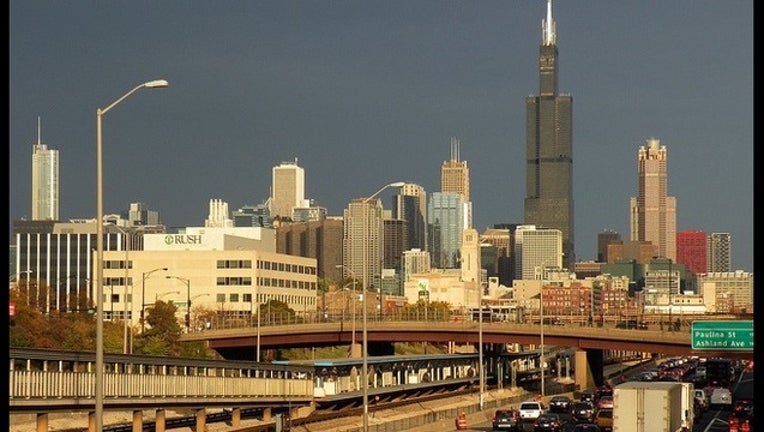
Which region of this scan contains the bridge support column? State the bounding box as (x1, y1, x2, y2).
(194, 408, 206, 432)
(132, 410, 142, 432)
(262, 407, 272, 422)
(88, 411, 95, 432)
(231, 407, 241, 427)
(574, 350, 592, 391)
(35, 413, 48, 432)
(155, 409, 166, 432)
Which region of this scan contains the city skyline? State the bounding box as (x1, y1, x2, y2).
(9, 1, 753, 270)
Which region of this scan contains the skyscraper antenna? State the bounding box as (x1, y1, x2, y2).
(542, 0, 556, 46)
(37, 116, 42, 145)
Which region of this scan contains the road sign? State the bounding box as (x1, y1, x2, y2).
(691, 320, 753, 351)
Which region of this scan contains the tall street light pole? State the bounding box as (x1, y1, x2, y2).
(95, 79, 167, 432)
(141, 267, 169, 332)
(360, 181, 405, 432)
(536, 252, 563, 398)
(478, 282, 485, 410)
(336, 264, 358, 352)
(166, 276, 191, 332)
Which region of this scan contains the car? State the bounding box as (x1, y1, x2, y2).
(730, 399, 753, 420)
(519, 401, 545, 422)
(533, 413, 563, 432)
(579, 390, 597, 404)
(615, 319, 647, 330)
(548, 395, 572, 413)
(709, 387, 733, 408)
(594, 408, 613, 432)
(491, 409, 522, 431)
(596, 396, 613, 410)
(571, 424, 601, 432)
(571, 401, 596, 423)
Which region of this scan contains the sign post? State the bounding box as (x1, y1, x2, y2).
(691, 320, 753, 351)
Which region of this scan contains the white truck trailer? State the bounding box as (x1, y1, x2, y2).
(613, 381, 689, 432)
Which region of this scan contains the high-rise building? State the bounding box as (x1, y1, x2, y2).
(232, 203, 272, 228)
(676, 230, 708, 275)
(524, 0, 574, 269)
(708, 232, 732, 272)
(629, 138, 677, 261)
(393, 183, 427, 251)
(124, 202, 160, 226)
(31, 118, 59, 221)
(276, 217, 343, 281)
(383, 218, 408, 272)
(441, 137, 470, 201)
(270, 159, 307, 221)
(343, 198, 385, 288)
(517, 227, 564, 281)
(597, 230, 621, 263)
(205, 199, 234, 228)
(440, 137, 473, 229)
(427, 191, 465, 269)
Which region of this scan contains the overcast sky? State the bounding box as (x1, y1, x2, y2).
(9, 1, 753, 271)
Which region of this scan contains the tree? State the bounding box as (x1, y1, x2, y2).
(135, 300, 183, 355)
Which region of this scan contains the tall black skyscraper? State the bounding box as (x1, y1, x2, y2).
(524, 0, 574, 269)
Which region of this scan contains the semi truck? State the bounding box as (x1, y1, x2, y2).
(612, 381, 693, 432)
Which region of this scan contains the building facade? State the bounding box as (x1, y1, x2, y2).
(524, 1, 574, 270)
(276, 217, 344, 282)
(427, 192, 465, 269)
(708, 232, 732, 272)
(270, 159, 307, 220)
(629, 138, 677, 261)
(676, 230, 707, 275)
(393, 184, 427, 251)
(343, 198, 385, 289)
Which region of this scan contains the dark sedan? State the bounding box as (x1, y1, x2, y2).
(571, 401, 596, 423)
(533, 413, 563, 432)
(491, 409, 522, 431)
(548, 395, 572, 413)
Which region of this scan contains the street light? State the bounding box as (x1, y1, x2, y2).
(95, 79, 167, 432)
(536, 253, 563, 397)
(166, 276, 191, 332)
(479, 282, 485, 410)
(360, 181, 405, 432)
(336, 264, 358, 352)
(141, 267, 169, 332)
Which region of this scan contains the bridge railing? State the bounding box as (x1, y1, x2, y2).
(9, 370, 313, 405)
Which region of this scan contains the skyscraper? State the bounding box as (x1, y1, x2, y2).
(629, 138, 677, 261)
(441, 137, 472, 229)
(524, 0, 574, 269)
(676, 229, 707, 275)
(393, 183, 427, 251)
(708, 232, 732, 272)
(270, 159, 307, 221)
(343, 198, 385, 288)
(31, 118, 59, 221)
(427, 191, 464, 269)
(441, 136, 470, 201)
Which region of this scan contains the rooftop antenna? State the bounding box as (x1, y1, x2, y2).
(542, 0, 556, 46)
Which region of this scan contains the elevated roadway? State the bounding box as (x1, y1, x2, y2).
(180, 320, 752, 361)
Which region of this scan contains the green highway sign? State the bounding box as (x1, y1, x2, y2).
(691, 320, 753, 351)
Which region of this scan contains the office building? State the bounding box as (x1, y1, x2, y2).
(205, 199, 234, 228)
(343, 198, 385, 288)
(427, 192, 465, 269)
(516, 227, 563, 281)
(270, 159, 307, 221)
(124, 202, 160, 226)
(524, 0, 574, 269)
(676, 230, 707, 275)
(441, 136, 470, 201)
(31, 118, 59, 221)
(393, 183, 427, 251)
(276, 217, 343, 282)
(597, 230, 621, 263)
(629, 138, 677, 261)
(232, 203, 272, 228)
(708, 232, 731, 272)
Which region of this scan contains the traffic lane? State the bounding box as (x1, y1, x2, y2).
(468, 412, 579, 431)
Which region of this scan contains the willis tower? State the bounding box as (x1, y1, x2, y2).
(524, 0, 574, 269)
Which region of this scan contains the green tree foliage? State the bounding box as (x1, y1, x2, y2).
(135, 300, 183, 355)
